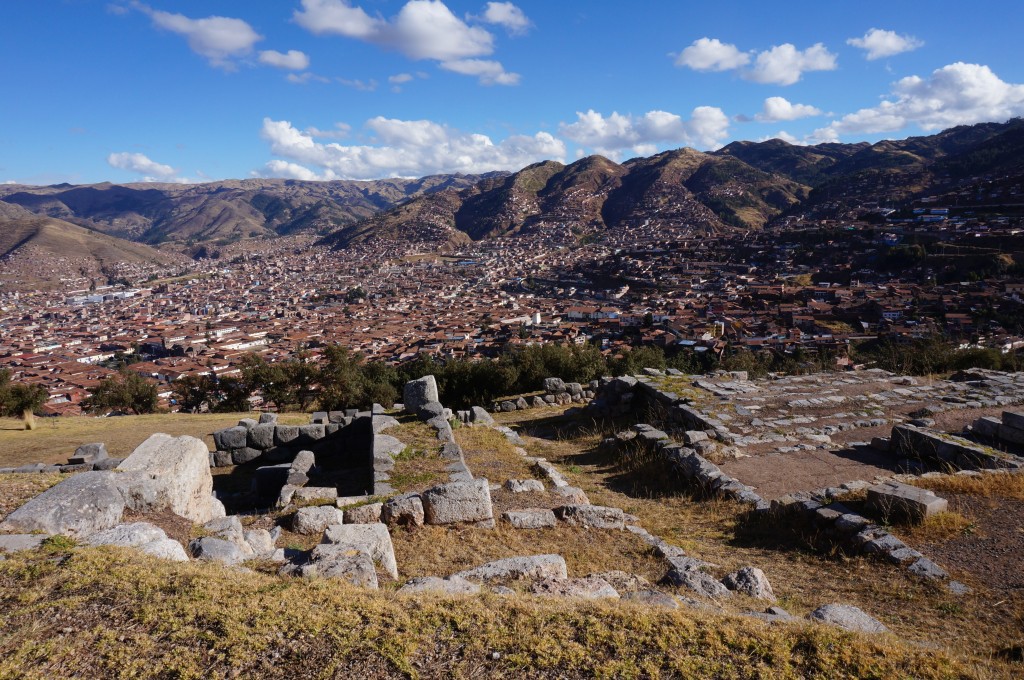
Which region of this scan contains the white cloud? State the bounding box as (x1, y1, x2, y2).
(559, 107, 730, 157)
(746, 43, 837, 85)
(258, 117, 566, 179)
(261, 160, 326, 181)
(674, 38, 750, 72)
(287, 72, 331, 84)
(479, 2, 531, 36)
(813, 62, 1024, 140)
(337, 77, 378, 91)
(758, 131, 805, 145)
(136, 4, 262, 68)
(107, 151, 176, 178)
(258, 49, 310, 70)
(306, 123, 352, 138)
(293, 0, 518, 85)
(848, 28, 924, 60)
(389, 73, 414, 84)
(755, 96, 822, 122)
(675, 38, 837, 86)
(440, 59, 519, 85)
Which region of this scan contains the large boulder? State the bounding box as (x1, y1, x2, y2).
(0, 471, 126, 538)
(321, 523, 398, 579)
(421, 479, 494, 526)
(454, 554, 568, 582)
(403, 375, 439, 415)
(116, 434, 225, 524)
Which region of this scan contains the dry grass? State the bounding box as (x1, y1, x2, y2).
(0, 472, 64, 520)
(0, 546, 962, 679)
(385, 419, 452, 493)
(892, 511, 977, 544)
(914, 472, 1024, 501)
(504, 412, 1024, 678)
(391, 522, 667, 585)
(0, 412, 309, 467)
(456, 425, 536, 483)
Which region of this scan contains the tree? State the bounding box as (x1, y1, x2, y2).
(86, 368, 159, 415)
(171, 374, 213, 413)
(240, 353, 294, 410)
(0, 369, 49, 430)
(318, 345, 369, 411)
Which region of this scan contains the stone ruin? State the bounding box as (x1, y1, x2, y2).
(11, 367, 1013, 635)
(586, 367, 1024, 594)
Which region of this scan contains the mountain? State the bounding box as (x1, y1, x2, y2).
(0, 174, 496, 247)
(6, 119, 1024, 259)
(716, 118, 1024, 219)
(322, 147, 809, 248)
(0, 213, 184, 290)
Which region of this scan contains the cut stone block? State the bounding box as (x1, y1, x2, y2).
(865, 481, 947, 522)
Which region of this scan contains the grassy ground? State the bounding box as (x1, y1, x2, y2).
(1, 408, 1021, 677)
(0, 412, 308, 467)
(0, 545, 961, 679)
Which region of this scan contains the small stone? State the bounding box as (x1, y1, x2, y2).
(808, 604, 889, 633)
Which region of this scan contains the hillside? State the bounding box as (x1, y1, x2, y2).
(0, 215, 182, 290)
(324, 149, 808, 248)
(0, 174, 496, 247)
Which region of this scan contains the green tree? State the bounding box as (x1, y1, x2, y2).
(171, 374, 213, 413)
(86, 368, 159, 415)
(317, 345, 366, 411)
(0, 369, 50, 430)
(240, 354, 295, 410)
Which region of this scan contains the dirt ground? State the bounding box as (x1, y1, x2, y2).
(916, 493, 1024, 594)
(720, 446, 903, 499)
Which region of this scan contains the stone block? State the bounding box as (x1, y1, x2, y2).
(297, 424, 326, 445)
(1002, 410, 1024, 430)
(554, 505, 624, 529)
(258, 412, 278, 425)
(274, 425, 300, 447)
(68, 442, 108, 465)
(382, 493, 425, 527)
(455, 554, 567, 582)
(213, 426, 247, 451)
(247, 424, 276, 450)
(421, 479, 494, 526)
(866, 481, 948, 522)
(403, 375, 439, 415)
(231, 447, 262, 465)
(502, 508, 557, 529)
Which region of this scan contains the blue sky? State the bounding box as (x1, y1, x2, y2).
(3, 1, 1024, 184)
